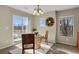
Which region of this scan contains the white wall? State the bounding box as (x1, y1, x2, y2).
(0, 6, 34, 49)
(56, 8, 79, 46)
(0, 6, 13, 49)
(34, 11, 56, 43)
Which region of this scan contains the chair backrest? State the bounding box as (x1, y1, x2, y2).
(45, 31, 48, 39)
(22, 34, 35, 45)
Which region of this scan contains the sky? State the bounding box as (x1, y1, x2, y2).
(13, 15, 28, 26)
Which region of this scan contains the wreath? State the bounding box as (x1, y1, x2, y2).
(46, 17, 54, 26)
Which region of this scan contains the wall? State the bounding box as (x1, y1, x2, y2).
(56, 7, 79, 46)
(0, 6, 34, 49)
(34, 11, 56, 43)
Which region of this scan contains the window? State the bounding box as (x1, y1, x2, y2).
(60, 16, 74, 37)
(12, 15, 29, 41)
(23, 17, 29, 33)
(39, 18, 45, 28)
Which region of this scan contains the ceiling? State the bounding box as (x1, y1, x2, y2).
(7, 5, 79, 15)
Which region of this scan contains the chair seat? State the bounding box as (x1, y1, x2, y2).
(24, 44, 33, 49)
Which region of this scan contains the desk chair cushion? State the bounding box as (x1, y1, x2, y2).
(24, 44, 33, 49)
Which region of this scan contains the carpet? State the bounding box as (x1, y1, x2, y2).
(9, 42, 53, 54)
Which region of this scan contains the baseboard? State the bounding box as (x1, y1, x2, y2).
(0, 44, 13, 50)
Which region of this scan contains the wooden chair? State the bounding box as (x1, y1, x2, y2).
(22, 34, 35, 54)
(41, 31, 48, 44)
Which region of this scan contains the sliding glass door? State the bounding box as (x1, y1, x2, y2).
(12, 15, 29, 42)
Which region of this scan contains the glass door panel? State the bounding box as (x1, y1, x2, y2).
(13, 15, 22, 41)
(23, 17, 29, 33)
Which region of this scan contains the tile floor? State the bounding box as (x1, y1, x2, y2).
(47, 43, 79, 54)
(0, 42, 79, 54)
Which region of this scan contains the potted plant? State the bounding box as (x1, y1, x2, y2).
(32, 28, 37, 32)
(32, 28, 38, 35)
